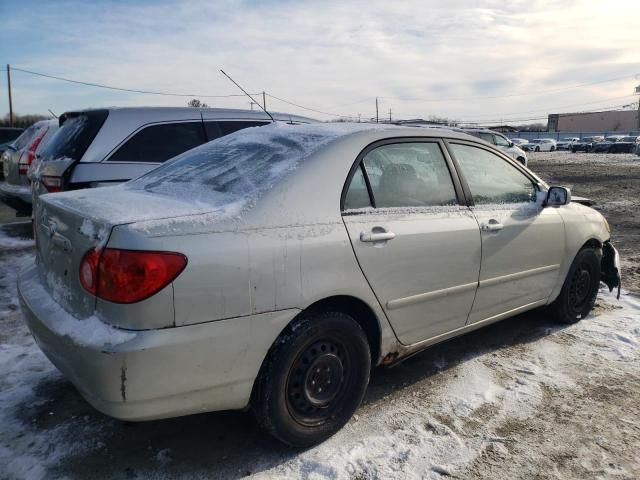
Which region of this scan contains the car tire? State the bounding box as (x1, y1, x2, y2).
(550, 146, 555, 152)
(549, 247, 602, 324)
(535, 146, 540, 152)
(253, 311, 371, 447)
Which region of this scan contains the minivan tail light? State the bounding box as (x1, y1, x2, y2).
(41, 175, 62, 193)
(79, 248, 187, 304)
(19, 127, 48, 175)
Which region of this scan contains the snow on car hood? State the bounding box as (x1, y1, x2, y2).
(43, 122, 392, 227)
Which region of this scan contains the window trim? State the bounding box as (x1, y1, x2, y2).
(443, 139, 541, 207)
(340, 137, 468, 213)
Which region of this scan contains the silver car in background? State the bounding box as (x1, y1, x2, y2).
(19, 123, 620, 447)
(30, 107, 313, 198)
(0, 119, 58, 215)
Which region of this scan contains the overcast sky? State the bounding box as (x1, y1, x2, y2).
(0, 0, 638, 124)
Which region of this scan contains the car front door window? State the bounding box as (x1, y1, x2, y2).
(449, 143, 536, 205)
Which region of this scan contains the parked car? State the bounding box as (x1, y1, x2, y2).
(0, 127, 24, 160)
(556, 137, 580, 151)
(510, 138, 528, 146)
(596, 135, 639, 154)
(571, 136, 604, 153)
(521, 138, 557, 152)
(29, 107, 314, 206)
(458, 128, 528, 166)
(19, 123, 620, 447)
(0, 120, 58, 215)
(591, 135, 627, 153)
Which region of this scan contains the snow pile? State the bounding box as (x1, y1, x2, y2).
(0, 225, 34, 250)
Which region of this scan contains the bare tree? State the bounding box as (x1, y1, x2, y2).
(187, 99, 209, 108)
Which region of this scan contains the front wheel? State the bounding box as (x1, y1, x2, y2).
(253, 312, 371, 447)
(550, 146, 556, 152)
(535, 146, 540, 152)
(549, 247, 602, 324)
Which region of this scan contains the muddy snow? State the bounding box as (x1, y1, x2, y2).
(1, 151, 639, 479)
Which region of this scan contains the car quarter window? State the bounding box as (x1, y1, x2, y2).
(478, 132, 495, 144)
(449, 143, 536, 205)
(344, 142, 458, 210)
(108, 122, 206, 163)
(204, 121, 270, 141)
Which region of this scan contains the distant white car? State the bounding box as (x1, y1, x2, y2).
(556, 137, 580, 151)
(523, 138, 557, 152)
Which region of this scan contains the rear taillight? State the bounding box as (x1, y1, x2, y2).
(19, 127, 48, 175)
(80, 248, 187, 304)
(41, 175, 62, 193)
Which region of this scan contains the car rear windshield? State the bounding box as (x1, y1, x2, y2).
(39, 110, 108, 163)
(127, 123, 375, 209)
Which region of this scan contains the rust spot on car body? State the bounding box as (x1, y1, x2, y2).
(120, 365, 127, 402)
(381, 351, 399, 365)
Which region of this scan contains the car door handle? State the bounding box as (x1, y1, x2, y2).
(360, 231, 396, 242)
(481, 220, 504, 232)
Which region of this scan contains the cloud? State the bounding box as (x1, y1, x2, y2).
(0, 0, 638, 123)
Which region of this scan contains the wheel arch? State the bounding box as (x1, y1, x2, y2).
(249, 295, 383, 409)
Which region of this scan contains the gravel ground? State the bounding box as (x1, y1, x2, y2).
(0, 151, 639, 479)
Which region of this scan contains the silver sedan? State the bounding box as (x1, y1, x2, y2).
(19, 123, 620, 447)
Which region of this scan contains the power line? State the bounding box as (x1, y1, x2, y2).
(452, 94, 637, 120)
(10, 66, 257, 98)
(379, 73, 640, 103)
(265, 93, 353, 118)
(457, 102, 638, 125)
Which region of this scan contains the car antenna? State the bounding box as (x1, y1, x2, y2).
(48, 109, 57, 118)
(219, 69, 275, 122)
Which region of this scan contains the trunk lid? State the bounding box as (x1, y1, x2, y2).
(35, 185, 218, 317)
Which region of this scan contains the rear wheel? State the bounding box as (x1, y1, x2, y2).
(253, 312, 371, 447)
(549, 247, 601, 324)
(535, 146, 540, 152)
(550, 146, 556, 152)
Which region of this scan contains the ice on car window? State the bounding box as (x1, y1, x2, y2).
(128, 123, 383, 211)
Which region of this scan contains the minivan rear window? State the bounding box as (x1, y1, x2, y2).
(40, 110, 109, 163)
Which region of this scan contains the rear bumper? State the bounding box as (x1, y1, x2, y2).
(18, 263, 298, 421)
(0, 181, 32, 214)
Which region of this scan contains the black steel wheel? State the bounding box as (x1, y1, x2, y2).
(549, 247, 601, 324)
(253, 311, 371, 447)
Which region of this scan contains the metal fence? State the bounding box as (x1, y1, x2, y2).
(503, 131, 640, 141)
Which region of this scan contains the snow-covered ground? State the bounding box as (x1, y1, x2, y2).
(0, 222, 639, 479)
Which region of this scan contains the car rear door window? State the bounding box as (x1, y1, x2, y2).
(108, 122, 206, 163)
(345, 142, 458, 209)
(204, 121, 270, 141)
(450, 143, 536, 205)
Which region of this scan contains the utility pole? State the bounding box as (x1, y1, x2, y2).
(249, 101, 255, 111)
(358, 114, 361, 123)
(262, 91, 266, 112)
(635, 85, 640, 129)
(7, 64, 14, 128)
(388, 108, 392, 122)
(375, 97, 379, 124)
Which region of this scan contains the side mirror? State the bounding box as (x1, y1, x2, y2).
(508, 141, 514, 148)
(546, 186, 571, 206)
